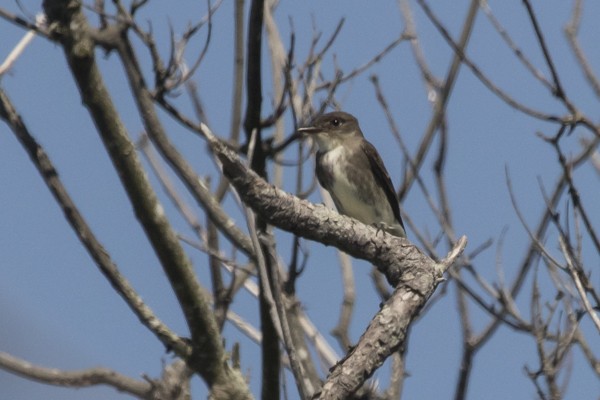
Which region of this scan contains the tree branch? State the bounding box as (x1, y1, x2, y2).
(0, 352, 152, 398)
(197, 122, 467, 396)
(41, 2, 250, 397)
(0, 87, 189, 357)
(317, 238, 466, 399)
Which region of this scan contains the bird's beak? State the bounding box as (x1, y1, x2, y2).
(297, 126, 320, 136)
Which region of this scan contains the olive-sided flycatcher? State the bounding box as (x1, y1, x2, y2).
(299, 111, 406, 238)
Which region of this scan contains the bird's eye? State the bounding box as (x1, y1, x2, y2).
(331, 118, 341, 127)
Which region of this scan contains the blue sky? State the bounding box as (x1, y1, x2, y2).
(1, 0, 599, 398)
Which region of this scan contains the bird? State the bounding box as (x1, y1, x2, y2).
(298, 111, 406, 238)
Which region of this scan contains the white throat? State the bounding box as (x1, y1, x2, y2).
(313, 134, 346, 152)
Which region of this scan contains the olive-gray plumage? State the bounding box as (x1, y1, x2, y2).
(298, 111, 406, 237)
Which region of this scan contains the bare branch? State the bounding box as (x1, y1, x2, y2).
(480, 1, 554, 91)
(0, 352, 152, 398)
(0, 13, 46, 76)
(400, 0, 479, 199)
(317, 237, 466, 400)
(119, 32, 256, 258)
(0, 88, 188, 357)
(41, 3, 250, 396)
(0, 7, 49, 36)
(559, 238, 600, 335)
(565, 0, 600, 99)
(416, 0, 568, 124)
(521, 0, 569, 103)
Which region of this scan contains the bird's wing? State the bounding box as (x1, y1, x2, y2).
(360, 140, 405, 229)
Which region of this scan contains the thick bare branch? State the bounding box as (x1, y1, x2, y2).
(211, 126, 454, 284)
(198, 122, 467, 396)
(41, 2, 250, 397)
(317, 237, 466, 400)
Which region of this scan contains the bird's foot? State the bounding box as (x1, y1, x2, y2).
(371, 222, 390, 236)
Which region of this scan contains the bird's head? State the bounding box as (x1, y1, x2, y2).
(298, 111, 363, 152)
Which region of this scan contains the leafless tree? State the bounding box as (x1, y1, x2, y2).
(0, 1, 598, 399)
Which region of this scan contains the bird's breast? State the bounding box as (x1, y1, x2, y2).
(316, 146, 395, 225)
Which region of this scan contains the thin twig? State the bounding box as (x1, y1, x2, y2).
(0, 352, 152, 398)
(416, 0, 566, 124)
(480, 1, 554, 91)
(0, 13, 46, 76)
(559, 238, 600, 334)
(565, 0, 600, 99)
(400, 0, 480, 199)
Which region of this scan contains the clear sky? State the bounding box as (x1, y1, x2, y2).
(1, 0, 599, 399)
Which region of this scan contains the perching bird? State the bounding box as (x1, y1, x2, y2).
(298, 111, 406, 238)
